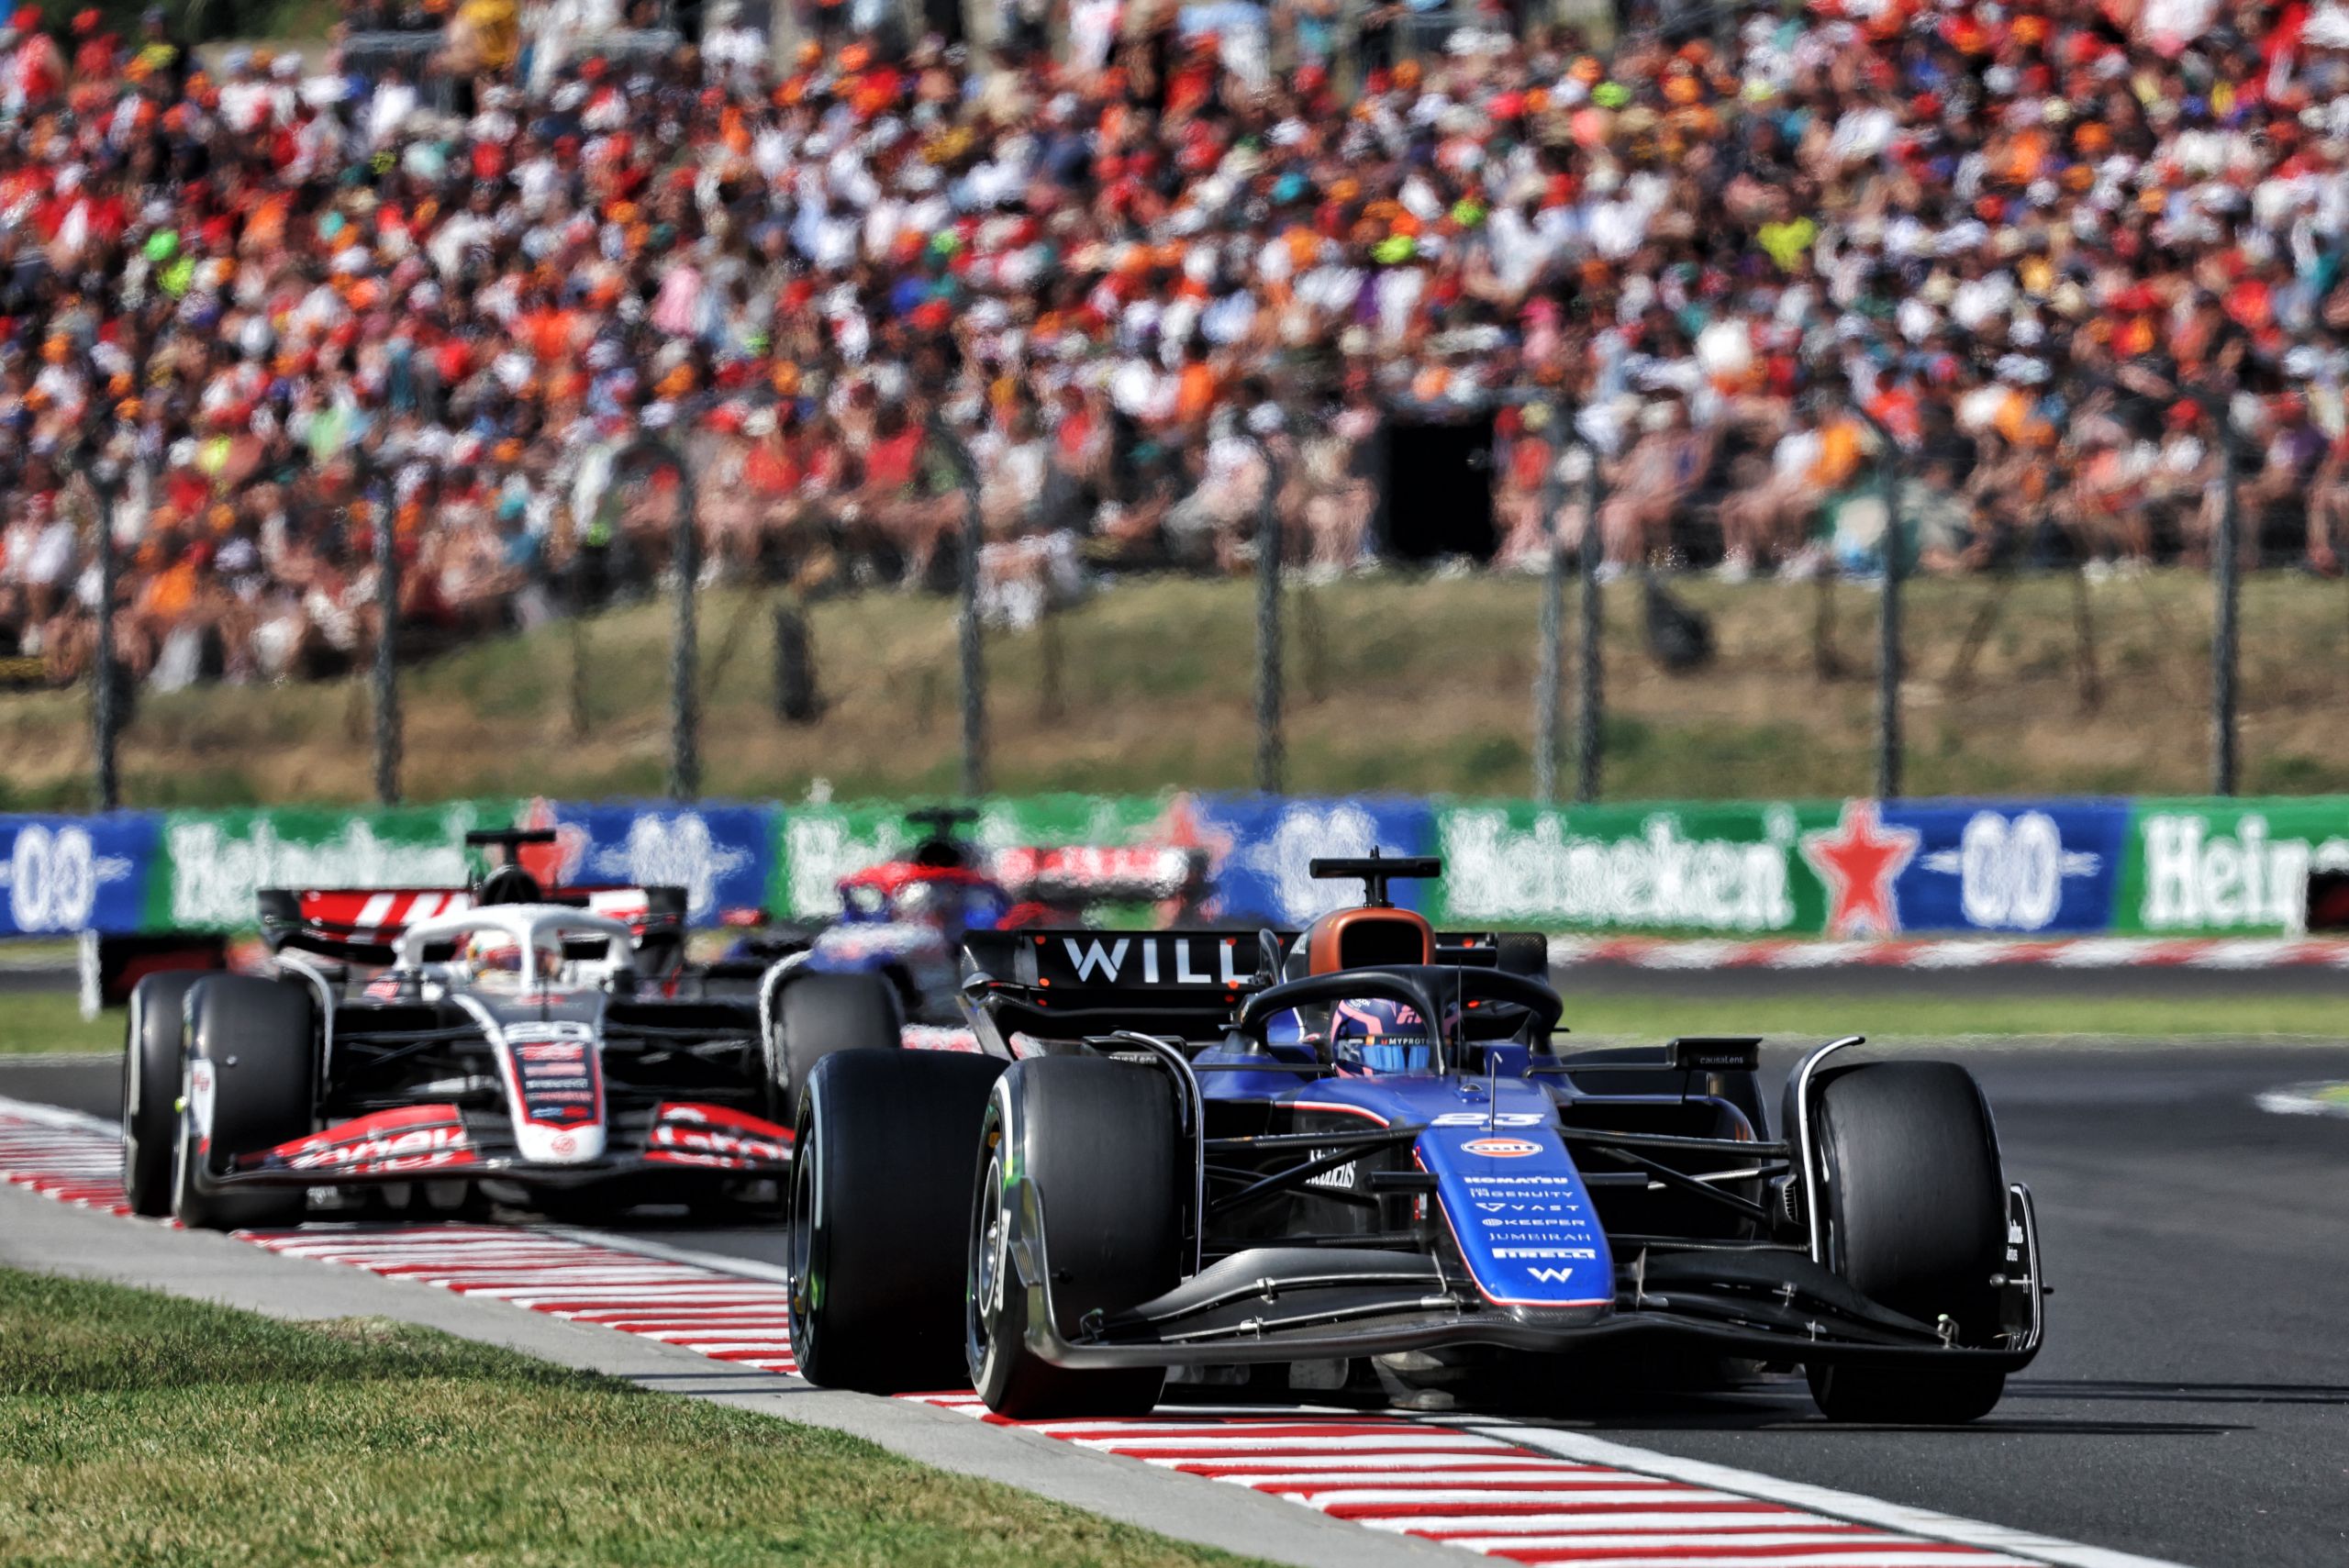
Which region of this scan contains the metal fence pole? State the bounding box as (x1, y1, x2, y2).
(618, 437, 699, 801)
(1246, 426, 1285, 795)
(366, 450, 402, 806)
(1532, 411, 1564, 804)
(1574, 439, 1604, 805)
(1855, 407, 1905, 800)
(2211, 429, 2242, 796)
(929, 416, 988, 795)
(89, 454, 123, 812)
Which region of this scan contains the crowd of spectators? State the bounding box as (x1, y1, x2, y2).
(4, 0, 2349, 690)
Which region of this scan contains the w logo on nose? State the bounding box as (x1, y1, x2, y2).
(1527, 1267, 1576, 1284)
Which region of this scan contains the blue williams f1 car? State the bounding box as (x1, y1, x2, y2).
(784, 855, 2046, 1423)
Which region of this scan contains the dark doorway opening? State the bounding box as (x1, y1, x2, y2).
(1380, 415, 1497, 562)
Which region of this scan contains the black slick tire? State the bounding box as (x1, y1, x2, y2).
(171, 975, 317, 1231)
(968, 1055, 1181, 1419)
(1804, 1060, 2009, 1424)
(786, 1049, 1008, 1393)
(122, 971, 202, 1217)
(774, 972, 902, 1125)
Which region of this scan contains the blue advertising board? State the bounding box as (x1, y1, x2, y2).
(529, 802, 774, 925)
(1881, 799, 2131, 935)
(0, 812, 162, 937)
(1191, 795, 1439, 925)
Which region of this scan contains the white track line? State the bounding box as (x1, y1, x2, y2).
(2254, 1083, 2349, 1118)
(1463, 1427, 2194, 1568)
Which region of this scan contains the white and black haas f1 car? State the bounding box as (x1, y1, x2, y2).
(785, 855, 2046, 1422)
(120, 829, 900, 1229)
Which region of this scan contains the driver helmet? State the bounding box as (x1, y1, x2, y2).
(1330, 997, 1437, 1076)
(462, 929, 560, 988)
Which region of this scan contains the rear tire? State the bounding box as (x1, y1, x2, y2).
(172, 976, 317, 1231)
(787, 1049, 1008, 1393)
(122, 972, 201, 1217)
(968, 1056, 1181, 1418)
(1804, 1061, 2008, 1424)
(774, 972, 902, 1125)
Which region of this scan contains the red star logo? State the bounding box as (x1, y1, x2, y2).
(1800, 801, 1919, 938)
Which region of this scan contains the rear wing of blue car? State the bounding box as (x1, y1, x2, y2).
(963, 927, 1548, 1040)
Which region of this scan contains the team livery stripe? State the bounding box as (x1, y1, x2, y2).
(0, 1103, 2060, 1567)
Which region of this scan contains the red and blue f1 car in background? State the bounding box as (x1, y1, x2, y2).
(785, 854, 2047, 1424)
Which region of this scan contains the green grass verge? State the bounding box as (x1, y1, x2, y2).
(0, 994, 118, 1057)
(0, 1267, 1270, 1568)
(11, 568, 2349, 806)
(1560, 989, 2349, 1043)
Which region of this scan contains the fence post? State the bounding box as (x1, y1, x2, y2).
(365, 449, 402, 806)
(89, 453, 124, 813)
(1574, 437, 1605, 804)
(1532, 412, 1568, 803)
(1854, 406, 1905, 800)
(616, 437, 699, 801)
(2210, 425, 2242, 796)
(1246, 424, 1285, 795)
(929, 416, 988, 795)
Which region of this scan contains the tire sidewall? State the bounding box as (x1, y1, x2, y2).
(171, 975, 317, 1230)
(122, 971, 200, 1217)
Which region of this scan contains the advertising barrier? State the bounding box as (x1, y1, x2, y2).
(9, 792, 2349, 940)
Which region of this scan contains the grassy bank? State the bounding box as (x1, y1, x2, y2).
(6, 569, 2349, 808)
(0, 1267, 1267, 1568)
(0, 995, 117, 1056)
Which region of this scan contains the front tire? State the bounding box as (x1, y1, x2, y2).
(122, 972, 202, 1217)
(1804, 1061, 2009, 1424)
(774, 972, 902, 1125)
(172, 975, 317, 1231)
(968, 1056, 1181, 1419)
(786, 1049, 1008, 1393)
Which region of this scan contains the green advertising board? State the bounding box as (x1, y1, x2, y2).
(1426, 802, 1837, 935)
(2117, 797, 2349, 935)
(146, 800, 525, 931)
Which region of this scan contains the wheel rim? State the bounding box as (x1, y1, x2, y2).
(119, 1012, 140, 1186)
(967, 1149, 1008, 1376)
(786, 1122, 818, 1363)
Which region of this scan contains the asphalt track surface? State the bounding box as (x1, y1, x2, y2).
(5, 1040, 2346, 1568)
